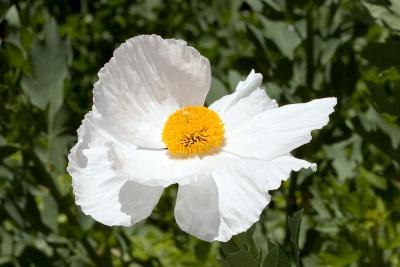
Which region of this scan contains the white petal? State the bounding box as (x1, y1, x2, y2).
(210, 169, 270, 242)
(210, 70, 277, 132)
(110, 149, 194, 187)
(67, 111, 163, 226)
(93, 35, 211, 148)
(119, 181, 164, 222)
(174, 174, 221, 241)
(173, 155, 315, 242)
(114, 149, 239, 187)
(241, 155, 317, 191)
(223, 97, 337, 160)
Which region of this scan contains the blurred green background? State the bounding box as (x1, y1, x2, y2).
(1, 0, 400, 266)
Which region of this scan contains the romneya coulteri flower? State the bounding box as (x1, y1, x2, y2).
(67, 35, 336, 242)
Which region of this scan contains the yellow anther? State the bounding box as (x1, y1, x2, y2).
(162, 106, 224, 157)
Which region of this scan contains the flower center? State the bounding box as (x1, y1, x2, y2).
(162, 106, 224, 157)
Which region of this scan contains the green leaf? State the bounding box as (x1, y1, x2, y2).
(41, 193, 59, 232)
(194, 240, 212, 262)
(4, 200, 24, 227)
(320, 39, 341, 65)
(259, 17, 302, 59)
(263, 246, 279, 267)
(323, 136, 362, 181)
(359, 166, 388, 190)
(0, 0, 10, 23)
(288, 209, 303, 267)
(219, 227, 261, 267)
(359, 107, 400, 150)
(363, 1, 400, 31)
(33, 238, 54, 257)
(21, 17, 70, 117)
(4, 4, 19, 26)
(262, 245, 291, 267)
(262, 0, 283, 12)
(2, 41, 26, 69)
(0, 230, 13, 257)
(246, 0, 263, 12)
(227, 70, 244, 91)
(206, 77, 230, 105)
(320, 248, 361, 267)
(309, 184, 331, 219)
(45, 108, 74, 174)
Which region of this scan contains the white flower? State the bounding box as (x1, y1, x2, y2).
(67, 35, 336, 242)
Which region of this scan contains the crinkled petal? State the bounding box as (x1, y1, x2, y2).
(119, 181, 164, 222)
(241, 155, 317, 191)
(67, 111, 163, 226)
(210, 70, 277, 133)
(223, 97, 337, 160)
(173, 155, 315, 242)
(174, 174, 221, 241)
(113, 149, 239, 187)
(93, 34, 211, 148)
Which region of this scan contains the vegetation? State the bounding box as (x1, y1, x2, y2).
(1, 0, 400, 266)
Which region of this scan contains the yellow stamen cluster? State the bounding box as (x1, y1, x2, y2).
(162, 106, 224, 157)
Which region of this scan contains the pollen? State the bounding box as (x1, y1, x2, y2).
(162, 106, 224, 157)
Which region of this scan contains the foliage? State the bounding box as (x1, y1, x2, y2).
(1, 0, 400, 266)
